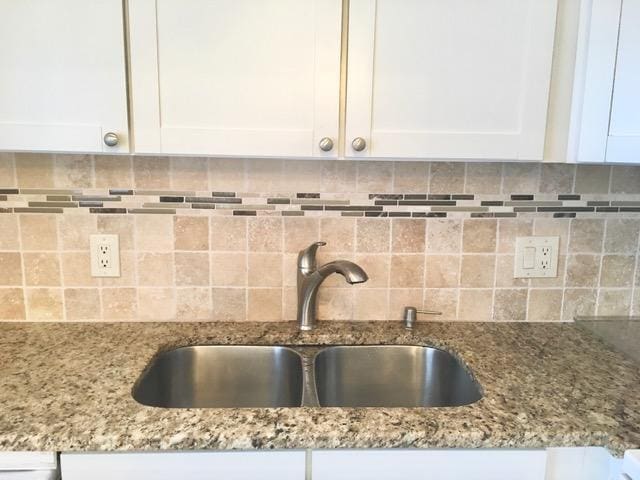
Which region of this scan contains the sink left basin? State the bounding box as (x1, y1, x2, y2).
(132, 346, 304, 408)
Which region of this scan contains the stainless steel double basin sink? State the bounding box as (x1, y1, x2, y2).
(133, 345, 482, 409)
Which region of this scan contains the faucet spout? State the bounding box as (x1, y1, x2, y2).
(296, 243, 368, 331)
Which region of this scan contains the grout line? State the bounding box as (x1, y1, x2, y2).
(595, 218, 607, 316)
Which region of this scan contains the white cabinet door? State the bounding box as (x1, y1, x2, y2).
(345, 0, 558, 160)
(312, 450, 548, 480)
(128, 0, 342, 158)
(0, 0, 129, 153)
(60, 451, 306, 480)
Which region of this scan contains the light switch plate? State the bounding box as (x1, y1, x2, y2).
(514, 236, 559, 278)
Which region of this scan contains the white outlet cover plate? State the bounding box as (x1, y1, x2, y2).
(514, 236, 559, 278)
(90, 234, 120, 278)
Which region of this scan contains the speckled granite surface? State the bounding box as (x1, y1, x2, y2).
(0, 321, 639, 455)
(577, 317, 640, 364)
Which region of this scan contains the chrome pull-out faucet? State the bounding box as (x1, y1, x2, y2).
(297, 242, 368, 331)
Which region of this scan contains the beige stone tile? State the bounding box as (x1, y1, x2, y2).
(426, 219, 461, 253)
(0, 288, 25, 320)
(356, 161, 394, 192)
(94, 155, 133, 188)
(282, 161, 323, 193)
(61, 252, 100, 287)
(604, 219, 640, 253)
(390, 254, 425, 288)
(175, 252, 209, 286)
(354, 254, 389, 288)
(100, 251, 135, 287)
(59, 215, 97, 250)
(563, 289, 597, 320)
(246, 159, 285, 192)
(138, 288, 176, 321)
(566, 255, 600, 287)
(0, 152, 16, 187)
(388, 288, 423, 320)
(53, 154, 93, 188)
(354, 289, 389, 320)
(20, 215, 58, 251)
(283, 287, 297, 321)
(425, 255, 460, 288)
(458, 289, 493, 321)
(569, 219, 604, 253)
(320, 161, 357, 193)
(320, 218, 355, 252)
(15, 153, 54, 188)
(429, 163, 465, 193)
(174, 216, 209, 251)
(0, 253, 22, 286)
(611, 166, 640, 194)
(284, 217, 321, 253)
(248, 253, 282, 287)
(23, 253, 60, 286)
(210, 217, 246, 251)
(248, 288, 283, 321)
(283, 253, 298, 288)
(317, 288, 353, 321)
(170, 157, 209, 190)
(135, 215, 174, 251)
(464, 163, 502, 194)
(633, 291, 640, 316)
(391, 219, 426, 253)
(423, 289, 457, 321)
(528, 289, 563, 321)
(133, 156, 170, 189)
(501, 163, 540, 193)
(356, 218, 390, 253)
(26, 288, 63, 320)
(97, 215, 134, 251)
(64, 288, 100, 320)
(493, 289, 527, 321)
(530, 255, 566, 288)
(208, 158, 246, 192)
(463, 219, 497, 253)
(600, 255, 635, 288)
(497, 219, 533, 254)
(460, 255, 496, 288)
(137, 253, 174, 286)
(211, 288, 246, 321)
(248, 217, 283, 252)
(539, 164, 575, 194)
(534, 219, 570, 253)
(211, 252, 246, 287)
(496, 255, 528, 288)
(574, 165, 610, 194)
(0, 215, 19, 250)
(393, 162, 429, 193)
(176, 288, 212, 320)
(102, 288, 137, 320)
(597, 289, 632, 316)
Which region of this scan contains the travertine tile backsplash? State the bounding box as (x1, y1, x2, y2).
(0, 152, 639, 322)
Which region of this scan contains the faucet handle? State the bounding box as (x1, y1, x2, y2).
(403, 306, 443, 330)
(298, 241, 327, 272)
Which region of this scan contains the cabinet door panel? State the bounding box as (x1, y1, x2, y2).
(0, 0, 129, 153)
(346, 0, 558, 160)
(129, 0, 342, 157)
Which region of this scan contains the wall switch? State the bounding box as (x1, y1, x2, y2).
(514, 236, 559, 278)
(90, 234, 120, 278)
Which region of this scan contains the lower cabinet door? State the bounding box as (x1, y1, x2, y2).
(312, 450, 548, 480)
(60, 451, 306, 480)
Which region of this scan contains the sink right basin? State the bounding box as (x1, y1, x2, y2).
(313, 345, 482, 408)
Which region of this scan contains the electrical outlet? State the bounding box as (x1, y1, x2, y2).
(90, 234, 120, 278)
(514, 237, 559, 278)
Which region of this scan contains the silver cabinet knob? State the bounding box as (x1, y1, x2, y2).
(318, 137, 334, 152)
(103, 132, 119, 147)
(351, 137, 367, 152)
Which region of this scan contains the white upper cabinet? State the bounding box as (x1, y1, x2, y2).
(345, 0, 558, 160)
(128, 0, 342, 158)
(576, 0, 640, 163)
(0, 0, 129, 153)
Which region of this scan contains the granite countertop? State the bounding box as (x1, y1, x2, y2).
(577, 317, 640, 364)
(0, 321, 639, 455)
